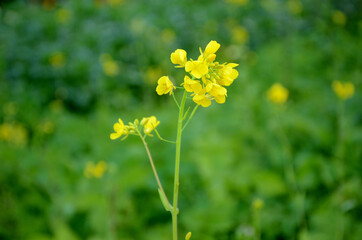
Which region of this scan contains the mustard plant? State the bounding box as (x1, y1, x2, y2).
(110, 41, 238, 240)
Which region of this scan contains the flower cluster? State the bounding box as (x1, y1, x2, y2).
(84, 161, 107, 179)
(110, 116, 160, 140)
(267, 83, 289, 104)
(156, 41, 239, 107)
(332, 80, 354, 101)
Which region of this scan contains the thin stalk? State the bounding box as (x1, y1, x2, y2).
(154, 129, 176, 144)
(137, 129, 172, 211)
(172, 92, 180, 109)
(182, 105, 199, 131)
(172, 90, 187, 240)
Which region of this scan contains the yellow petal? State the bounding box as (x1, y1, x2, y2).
(204, 40, 220, 55)
(110, 132, 121, 140)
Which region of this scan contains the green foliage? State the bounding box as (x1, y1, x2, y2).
(0, 0, 361, 239)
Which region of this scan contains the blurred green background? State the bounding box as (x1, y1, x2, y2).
(0, 0, 361, 239)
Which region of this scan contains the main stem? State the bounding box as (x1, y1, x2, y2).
(172, 90, 187, 240)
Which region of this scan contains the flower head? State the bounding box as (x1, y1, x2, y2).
(171, 49, 187, 67)
(49, 52, 66, 68)
(267, 83, 289, 104)
(84, 161, 107, 179)
(252, 198, 264, 210)
(110, 118, 129, 140)
(332, 10, 346, 26)
(332, 81, 354, 100)
(141, 116, 160, 136)
(159, 40, 238, 107)
(100, 54, 119, 77)
(156, 76, 176, 95)
(185, 232, 192, 240)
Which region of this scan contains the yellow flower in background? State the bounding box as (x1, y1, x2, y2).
(267, 83, 289, 104)
(144, 67, 163, 85)
(171, 49, 187, 67)
(332, 10, 347, 26)
(42, 0, 56, 10)
(182, 76, 203, 93)
(162, 29, 176, 44)
(231, 25, 249, 44)
(100, 54, 119, 77)
(0, 123, 28, 146)
(185, 232, 192, 240)
(107, 0, 123, 7)
(56, 8, 72, 23)
(39, 121, 54, 134)
(332, 81, 354, 100)
(84, 161, 107, 179)
(286, 0, 303, 15)
(156, 76, 176, 95)
(252, 198, 264, 210)
(141, 116, 160, 136)
(227, 0, 249, 6)
(110, 118, 128, 140)
(49, 52, 66, 68)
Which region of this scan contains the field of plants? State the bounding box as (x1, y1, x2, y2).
(0, 0, 361, 239)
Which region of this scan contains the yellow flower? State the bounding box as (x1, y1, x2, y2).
(185, 232, 192, 240)
(92, 161, 107, 178)
(217, 63, 239, 86)
(84, 161, 107, 179)
(204, 40, 220, 56)
(56, 8, 71, 23)
(332, 81, 354, 100)
(332, 10, 346, 26)
(267, 83, 289, 104)
(170, 49, 187, 67)
(156, 76, 175, 95)
(141, 116, 160, 136)
(286, 0, 303, 15)
(100, 54, 119, 77)
(209, 83, 227, 104)
(0, 123, 28, 146)
(110, 118, 128, 140)
(185, 60, 209, 79)
(162, 29, 176, 44)
(107, 0, 123, 7)
(231, 26, 249, 44)
(181, 76, 202, 93)
(192, 92, 212, 107)
(227, 0, 249, 6)
(49, 52, 66, 68)
(252, 198, 264, 210)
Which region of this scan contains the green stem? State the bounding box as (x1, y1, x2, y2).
(137, 129, 172, 211)
(172, 90, 187, 240)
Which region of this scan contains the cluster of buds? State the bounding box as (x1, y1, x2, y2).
(110, 116, 160, 140)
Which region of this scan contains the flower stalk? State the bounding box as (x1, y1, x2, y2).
(172, 90, 187, 240)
